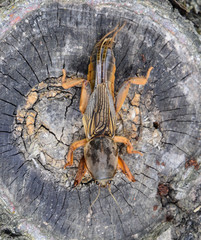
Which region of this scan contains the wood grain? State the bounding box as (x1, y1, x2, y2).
(0, 0, 200, 239)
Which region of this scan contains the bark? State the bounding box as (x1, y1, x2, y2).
(0, 0, 200, 239)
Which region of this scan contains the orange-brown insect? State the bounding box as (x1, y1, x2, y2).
(62, 23, 153, 188)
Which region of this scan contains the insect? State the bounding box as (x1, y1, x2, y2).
(62, 23, 153, 190)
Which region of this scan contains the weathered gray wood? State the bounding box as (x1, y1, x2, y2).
(0, 0, 200, 239)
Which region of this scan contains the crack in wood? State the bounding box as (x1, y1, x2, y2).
(0, 70, 20, 84)
(0, 98, 17, 107)
(161, 141, 189, 155)
(4, 42, 40, 83)
(15, 69, 33, 88)
(36, 18, 53, 67)
(162, 129, 198, 139)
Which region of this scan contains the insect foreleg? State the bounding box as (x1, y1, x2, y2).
(73, 156, 88, 187)
(117, 156, 135, 182)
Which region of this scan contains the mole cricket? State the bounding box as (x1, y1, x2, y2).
(61, 23, 153, 194)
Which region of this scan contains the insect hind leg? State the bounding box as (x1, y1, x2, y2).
(61, 69, 86, 89)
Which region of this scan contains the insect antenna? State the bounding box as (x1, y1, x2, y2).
(108, 184, 123, 214)
(90, 185, 101, 209)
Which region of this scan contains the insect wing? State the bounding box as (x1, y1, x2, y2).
(83, 84, 116, 139)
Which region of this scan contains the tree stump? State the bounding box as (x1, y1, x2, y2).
(0, 0, 200, 239)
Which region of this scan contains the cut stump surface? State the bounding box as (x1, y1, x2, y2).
(0, 0, 200, 239)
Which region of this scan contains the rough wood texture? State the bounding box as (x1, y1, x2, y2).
(0, 0, 200, 239)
